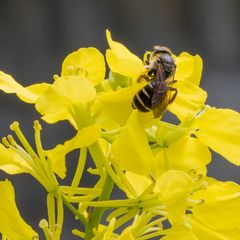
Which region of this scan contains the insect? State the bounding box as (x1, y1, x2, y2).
(132, 45, 177, 118)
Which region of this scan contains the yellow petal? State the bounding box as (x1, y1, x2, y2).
(106, 30, 145, 81)
(168, 80, 207, 121)
(0, 71, 38, 102)
(188, 215, 240, 240)
(62, 47, 105, 86)
(125, 171, 152, 197)
(193, 107, 240, 165)
(52, 75, 96, 104)
(0, 165, 25, 175)
(192, 181, 240, 230)
(175, 52, 203, 86)
(112, 110, 155, 176)
(17, 83, 50, 103)
(41, 108, 76, 127)
(155, 136, 211, 176)
(97, 83, 145, 126)
(161, 231, 198, 240)
(46, 124, 101, 178)
(157, 170, 193, 225)
(0, 180, 38, 240)
(36, 76, 96, 115)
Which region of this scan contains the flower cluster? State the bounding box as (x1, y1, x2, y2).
(0, 30, 240, 240)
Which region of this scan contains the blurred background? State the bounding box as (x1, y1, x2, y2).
(0, 0, 240, 238)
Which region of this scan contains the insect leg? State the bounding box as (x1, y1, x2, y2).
(167, 87, 178, 104)
(136, 74, 151, 83)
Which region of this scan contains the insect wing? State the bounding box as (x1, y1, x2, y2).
(151, 81, 169, 118)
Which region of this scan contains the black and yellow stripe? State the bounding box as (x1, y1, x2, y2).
(132, 81, 156, 112)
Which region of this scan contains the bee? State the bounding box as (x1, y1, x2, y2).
(132, 46, 177, 118)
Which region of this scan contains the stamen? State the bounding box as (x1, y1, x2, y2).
(33, 120, 59, 189)
(33, 120, 45, 160)
(192, 181, 208, 192)
(2, 137, 10, 147)
(10, 121, 37, 157)
(187, 198, 204, 207)
(39, 219, 51, 240)
(7, 135, 17, 147)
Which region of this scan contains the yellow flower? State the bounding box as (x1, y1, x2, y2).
(99, 30, 207, 125)
(0, 180, 38, 240)
(0, 47, 105, 128)
(35, 75, 96, 128)
(112, 111, 210, 178)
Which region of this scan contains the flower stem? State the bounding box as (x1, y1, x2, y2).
(68, 148, 87, 197)
(53, 194, 64, 240)
(85, 174, 114, 240)
(61, 194, 87, 227)
(85, 199, 136, 208)
(47, 193, 55, 233)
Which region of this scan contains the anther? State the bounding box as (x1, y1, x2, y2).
(39, 219, 49, 229)
(188, 198, 205, 206)
(34, 120, 42, 131)
(7, 135, 17, 147)
(2, 137, 10, 147)
(10, 121, 19, 131)
(53, 74, 59, 81)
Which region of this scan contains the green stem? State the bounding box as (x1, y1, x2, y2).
(89, 142, 127, 192)
(47, 194, 55, 233)
(60, 186, 101, 195)
(85, 174, 114, 240)
(111, 157, 137, 197)
(61, 194, 87, 227)
(85, 199, 136, 208)
(64, 194, 99, 203)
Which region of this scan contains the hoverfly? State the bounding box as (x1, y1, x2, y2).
(132, 46, 177, 118)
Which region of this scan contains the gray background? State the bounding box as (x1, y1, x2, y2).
(0, 0, 240, 238)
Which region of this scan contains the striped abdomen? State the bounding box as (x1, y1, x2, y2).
(132, 81, 156, 112)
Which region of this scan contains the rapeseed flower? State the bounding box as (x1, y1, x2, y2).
(0, 30, 240, 240)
